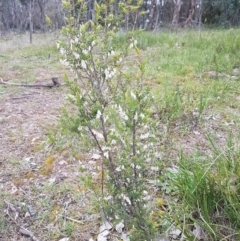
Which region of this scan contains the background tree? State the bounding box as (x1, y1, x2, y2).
(172, 0, 183, 26)
(37, 0, 47, 32)
(0, 0, 240, 35)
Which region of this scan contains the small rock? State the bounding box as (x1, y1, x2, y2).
(24, 212, 31, 218)
(91, 153, 101, 160)
(58, 238, 70, 241)
(59, 160, 67, 165)
(116, 221, 124, 233)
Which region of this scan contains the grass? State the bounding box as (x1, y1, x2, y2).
(169, 136, 240, 240)
(1, 29, 240, 240)
(0, 32, 60, 88)
(119, 29, 240, 240)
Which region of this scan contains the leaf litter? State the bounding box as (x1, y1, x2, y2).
(0, 77, 102, 240)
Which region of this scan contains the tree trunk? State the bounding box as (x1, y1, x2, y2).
(38, 0, 46, 32)
(29, 0, 33, 43)
(87, 0, 95, 21)
(147, 0, 157, 30)
(1, 0, 12, 32)
(184, 0, 195, 26)
(172, 0, 182, 27)
(195, 0, 202, 28)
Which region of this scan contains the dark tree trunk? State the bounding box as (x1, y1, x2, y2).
(184, 0, 195, 26)
(147, 0, 157, 30)
(195, 0, 202, 27)
(1, 0, 12, 32)
(38, 0, 46, 32)
(172, 0, 182, 27)
(87, 0, 95, 21)
(29, 0, 33, 43)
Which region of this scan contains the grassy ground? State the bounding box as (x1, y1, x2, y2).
(0, 29, 240, 240)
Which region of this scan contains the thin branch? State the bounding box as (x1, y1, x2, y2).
(4, 200, 40, 241)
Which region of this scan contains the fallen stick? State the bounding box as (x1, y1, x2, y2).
(0, 77, 63, 88)
(4, 200, 41, 241)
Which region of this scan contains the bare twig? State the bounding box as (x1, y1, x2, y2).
(63, 216, 85, 224)
(4, 200, 41, 241)
(0, 77, 64, 88)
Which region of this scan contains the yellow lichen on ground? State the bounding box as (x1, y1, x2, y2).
(12, 171, 36, 187)
(39, 156, 56, 176)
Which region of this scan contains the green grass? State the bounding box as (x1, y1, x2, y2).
(0, 32, 61, 87)
(127, 29, 240, 240)
(114, 29, 240, 129)
(168, 135, 240, 240)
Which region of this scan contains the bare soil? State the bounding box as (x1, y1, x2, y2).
(0, 76, 98, 241)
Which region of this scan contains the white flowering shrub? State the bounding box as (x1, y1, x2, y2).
(58, 1, 159, 240)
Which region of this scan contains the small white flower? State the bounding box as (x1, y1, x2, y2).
(92, 129, 104, 139)
(118, 105, 128, 120)
(74, 37, 79, 43)
(81, 60, 87, 69)
(108, 50, 115, 57)
(130, 91, 136, 100)
(73, 52, 80, 59)
(122, 194, 131, 205)
(136, 165, 141, 170)
(134, 112, 138, 121)
(104, 68, 110, 80)
(151, 166, 159, 171)
(60, 59, 69, 66)
(96, 110, 101, 119)
(56, 42, 60, 49)
(111, 139, 116, 145)
(91, 40, 95, 46)
(104, 151, 109, 159)
(82, 49, 88, 55)
(104, 115, 109, 122)
(60, 47, 66, 55)
(143, 190, 148, 195)
(117, 57, 123, 64)
(104, 195, 112, 201)
(116, 166, 121, 172)
(111, 68, 117, 77)
(129, 43, 134, 49)
(140, 132, 150, 140)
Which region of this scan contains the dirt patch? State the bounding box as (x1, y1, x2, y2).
(0, 83, 99, 240)
(0, 86, 64, 162)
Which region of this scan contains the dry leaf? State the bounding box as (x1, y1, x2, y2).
(116, 221, 124, 233)
(100, 221, 112, 232)
(58, 238, 70, 241)
(97, 230, 109, 241)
